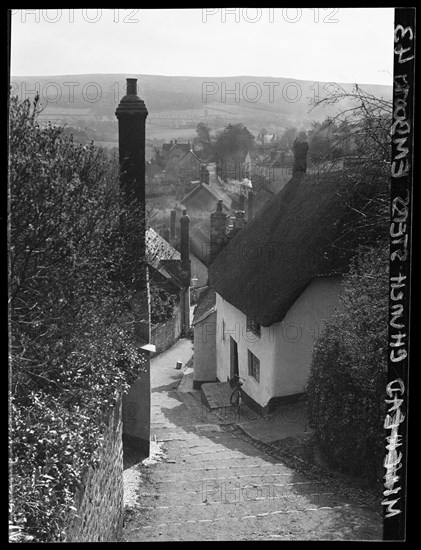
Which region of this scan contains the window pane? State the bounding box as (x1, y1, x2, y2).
(246, 316, 261, 337)
(247, 350, 260, 382)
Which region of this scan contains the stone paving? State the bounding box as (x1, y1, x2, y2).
(122, 339, 382, 541)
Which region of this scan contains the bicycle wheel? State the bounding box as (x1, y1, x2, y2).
(230, 387, 240, 408)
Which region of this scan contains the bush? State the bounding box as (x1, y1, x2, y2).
(306, 244, 389, 482)
(9, 94, 147, 541)
(149, 281, 177, 325)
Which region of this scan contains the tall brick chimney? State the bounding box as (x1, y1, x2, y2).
(200, 164, 210, 185)
(116, 78, 148, 202)
(115, 77, 149, 335)
(209, 200, 228, 264)
(170, 209, 176, 243)
(180, 210, 191, 283)
(116, 77, 151, 457)
(293, 139, 309, 174)
(180, 210, 191, 331)
(248, 190, 254, 222)
(234, 210, 246, 230)
(162, 226, 170, 243)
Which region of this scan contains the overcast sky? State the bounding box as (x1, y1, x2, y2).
(11, 8, 394, 85)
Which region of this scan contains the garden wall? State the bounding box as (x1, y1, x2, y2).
(65, 395, 124, 542)
(150, 306, 182, 357)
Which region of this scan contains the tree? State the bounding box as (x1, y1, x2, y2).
(307, 119, 333, 163)
(9, 94, 147, 541)
(279, 126, 298, 150)
(309, 85, 392, 238)
(310, 84, 392, 168)
(193, 122, 213, 160)
(296, 130, 308, 142)
(214, 123, 255, 163)
(61, 126, 89, 145)
(257, 128, 268, 145)
(195, 121, 211, 145)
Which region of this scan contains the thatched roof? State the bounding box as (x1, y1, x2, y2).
(209, 170, 385, 326)
(253, 188, 274, 216)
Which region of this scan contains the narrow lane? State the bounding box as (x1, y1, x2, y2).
(123, 339, 382, 541)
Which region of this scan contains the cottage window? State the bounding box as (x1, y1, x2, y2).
(246, 316, 261, 337)
(222, 319, 226, 342)
(248, 350, 260, 383)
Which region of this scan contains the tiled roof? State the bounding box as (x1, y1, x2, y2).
(181, 183, 232, 210)
(146, 227, 180, 271)
(192, 287, 216, 326)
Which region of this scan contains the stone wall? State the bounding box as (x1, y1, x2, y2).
(65, 395, 124, 542)
(150, 306, 181, 357)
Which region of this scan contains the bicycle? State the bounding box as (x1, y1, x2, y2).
(229, 375, 245, 418)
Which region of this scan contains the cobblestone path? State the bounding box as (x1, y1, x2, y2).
(123, 341, 382, 541)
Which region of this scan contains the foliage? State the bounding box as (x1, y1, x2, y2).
(149, 280, 178, 325)
(310, 84, 392, 169)
(257, 128, 269, 144)
(250, 173, 271, 193)
(306, 87, 392, 483)
(193, 122, 213, 160)
(9, 94, 147, 541)
(307, 119, 338, 163)
(279, 127, 298, 150)
(61, 125, 89, 145)
(306, 244, 389, 481)
(309, 86, 392, 251)
(214, 123, 255, 162)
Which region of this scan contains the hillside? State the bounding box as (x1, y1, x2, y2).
(10, 74, 393, 148)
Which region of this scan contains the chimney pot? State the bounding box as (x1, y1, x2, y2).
(248, 190, 254, 222)
(170, 209, 176, 241)
(180, 210, 190, 283)
(126, 78, 138, 95)
(293, 139, 309, 174)
(209, 201, 228, 264)
(234, 210, 246, 230)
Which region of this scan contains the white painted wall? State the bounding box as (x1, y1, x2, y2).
(215, 293, 276, 407)
(270, 276, 342, 397)
(215, 276, 342, 409)
(193, 310, 217, 383)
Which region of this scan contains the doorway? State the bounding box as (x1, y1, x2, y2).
(229, 336, 239, 386)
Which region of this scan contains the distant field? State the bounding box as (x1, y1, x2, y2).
(12, 73, 393, 143)
(146, 126, 196, 141)
(93, 140, 118, 149)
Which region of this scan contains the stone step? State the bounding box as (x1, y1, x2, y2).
(124, 499, 371, 542)
(132, 490, 345, 525)
(201, 381, 233, 409)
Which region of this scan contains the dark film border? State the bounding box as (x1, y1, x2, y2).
(383, 7, 415, 541)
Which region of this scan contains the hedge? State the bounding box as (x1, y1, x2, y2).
(306, 244, 389, 482)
